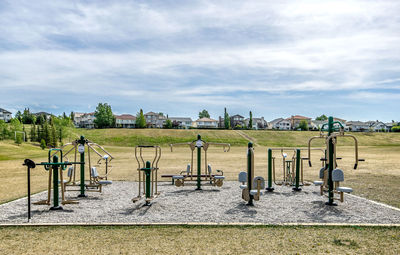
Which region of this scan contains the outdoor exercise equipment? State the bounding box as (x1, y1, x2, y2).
(132, 145, 161, 205)
(169, 134, 230, 190)
(23, 149, 85, 220)
(308, 116, 364, 205)
(265, 148, 309, 192)
(238, 142, 265, 205)
(57, 136, 113, 197)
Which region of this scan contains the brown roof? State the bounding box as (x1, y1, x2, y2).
(196, 117, 218, 122)
(115, 114, 136, 120)
(291, 115, 311, 120)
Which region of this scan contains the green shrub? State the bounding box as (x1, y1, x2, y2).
(40, 139, 47, 150)
(392, 126, 400, 132)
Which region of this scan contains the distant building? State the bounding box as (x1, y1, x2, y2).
(168, 117, 193, 129)
(269, 118, 291, 130)
(290, 115, 312, 130)
(230, 114, 245, 128)
(346, 121, 369, 132)
(144, 111, 166, 128)
(115, 114, 136, 128)
(0, 108, 12, 122)
(74, 112, 95, 129)
(195, 117, 218, 128)
(33, 111, 52, 120)
(244, 117, 267, 129)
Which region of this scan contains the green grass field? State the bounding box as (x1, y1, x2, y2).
(76, 128, 400, 147)
(0, 225, 398, 254)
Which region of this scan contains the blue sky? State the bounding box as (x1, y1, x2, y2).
(0, 0, 399, 122)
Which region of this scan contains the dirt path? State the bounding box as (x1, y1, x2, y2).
(234, 130, 259, 146)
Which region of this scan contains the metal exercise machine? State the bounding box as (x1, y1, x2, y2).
(308, 116, 365, 205)
(132, 145, 161, 205)
(168, 134, 230, 190)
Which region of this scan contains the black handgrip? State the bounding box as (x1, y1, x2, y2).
(23, 159, 36, 169)
(308, 161, 312, 167)
(137, 145, 157, 148)
(354, 163, 358, 170)
(358, 159, 365, 162)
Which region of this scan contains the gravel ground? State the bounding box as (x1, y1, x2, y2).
(1, 181, 400, 224)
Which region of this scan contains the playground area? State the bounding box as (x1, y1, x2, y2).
(1, 181, 400, 224)
(0, 124, 399, 254)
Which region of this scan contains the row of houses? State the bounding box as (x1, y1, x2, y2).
(269, 115, 397, 132)
(1, 107, 398, 132)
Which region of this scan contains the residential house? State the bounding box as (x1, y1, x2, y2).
(195, 117, 218, 128)
(74, 112, 96, 128)
(385, 121, 398, 132)
(244, 117, 268, 129)
(73, 112, 85, 127)
(33, 111, 52, 120)
(346, 121, 370, 132)
(367, 121, 389, 132)
(169, 117, 193, 129)
(0, 108, 12, 122)
(269, 118, 291, 130)
(290, 115, 312, 130)
(230, 114, 245, 128)
(115, 114, 136, 128)
(144, 112, 166, 128)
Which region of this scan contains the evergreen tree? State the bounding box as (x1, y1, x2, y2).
(40, 139, 46, 150)
(15, 111, 22, 122)
(248, 111, 253, 129)
(50, 122, 57, 147)
(224, 107, 230, 129)
(15, 133, 23, 145)
(70, 112, 75, 122)
(43, 122, 50, 145)
(136, 109, 146, 128)
(36, 124, 41, 142)
(30, 124, 36, 142)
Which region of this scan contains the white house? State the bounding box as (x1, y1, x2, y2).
(368, 121, 389, 132)
(244, 117, 267, 129)
(169, 117, 193, 129)
(115, 114, 136, 128)
(195, 117, 218, 128)
(346, 121, 370, 132)
(0, 108, 12, 122)
(74, 112, 96, 128)
(270, 118, 291, 130)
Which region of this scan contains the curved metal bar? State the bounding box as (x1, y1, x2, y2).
(205, 142, 231, 152)
(308, 136, 326, 167)
(327, 133, 359, 169)
(169, 142, 193, 152)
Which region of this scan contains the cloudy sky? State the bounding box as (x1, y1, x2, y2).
(1, 0, 399, 121)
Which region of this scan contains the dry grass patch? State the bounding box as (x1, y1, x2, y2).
(0, 226, 398, 254)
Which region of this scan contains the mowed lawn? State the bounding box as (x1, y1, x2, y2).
(0, 226, 399, 254)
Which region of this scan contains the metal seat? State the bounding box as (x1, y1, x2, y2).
(314, 181, 323, 186)
(214, 176, 225, 180)
(240, 184, 247, 190)
(172, 175, 185, 179)
(337, 186, 353, 193)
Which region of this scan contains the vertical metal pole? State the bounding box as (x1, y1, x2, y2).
(293, 149, 302, 191)
(247, 142, 254, 206)
(105, 158, 108, 180)
(27, 166, 31, 221)
(78, 136, 86, 197)
(327, 116, 337, 206)
(266, 148, 274, 192)
(145, 161, 151, 205)
(196, 134, 202, 190)
(50, 155, 62, 210)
